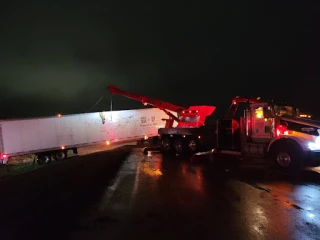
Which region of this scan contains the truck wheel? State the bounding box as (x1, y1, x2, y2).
(174, 138, 185, 154)
(161, 137, 172, 153)
(188, 139, 197, 153)
(55, 150, 67, 161)
(271, 144, 304, 171)
(37, 155, 51, 165)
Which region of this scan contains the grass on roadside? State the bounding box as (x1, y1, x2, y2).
(0, 163, 42, 180)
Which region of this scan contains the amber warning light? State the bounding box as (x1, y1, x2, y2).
(300, 114, 311, 118)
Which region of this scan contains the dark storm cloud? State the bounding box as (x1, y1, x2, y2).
(0, 1, 167, 100)
(0, 1, 318, 118)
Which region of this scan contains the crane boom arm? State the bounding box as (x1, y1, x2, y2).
(107, 85, 185, 113)
(107, 85, 216, 128)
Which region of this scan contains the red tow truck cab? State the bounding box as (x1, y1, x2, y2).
(214, 98, 320, 170)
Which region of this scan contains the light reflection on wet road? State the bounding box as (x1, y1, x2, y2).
(70, 149, 320, 240)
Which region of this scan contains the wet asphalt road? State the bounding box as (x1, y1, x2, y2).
(1, 147, 320, 240)
(69, 149, 320, 240)
(0, 146, 132, 240)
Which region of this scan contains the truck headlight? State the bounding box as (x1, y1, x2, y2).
(308, 136, 320, 150)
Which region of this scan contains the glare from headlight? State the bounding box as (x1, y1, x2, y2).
(308, 136, 320, 150)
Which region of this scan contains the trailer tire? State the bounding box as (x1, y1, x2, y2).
(50, 152, 57, 161)
(270, 141, 304, 172)
(37, 155, 51, 165)
(55, 150, 67, 161)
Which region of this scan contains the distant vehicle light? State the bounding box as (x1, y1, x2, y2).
(57, 114, 62, 117)
(106, 141, 110, 145)
(61, 146, 65, 150)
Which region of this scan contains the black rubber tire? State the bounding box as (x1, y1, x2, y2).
(271, 142, 304, 172)
(37, 155, 51, 165)
(188, 139, 198, 153)
(161, 137, 172, 153)
(174, 138, 185, 154)
(55, 150, 67, 161)
(50, 152, 57, 161)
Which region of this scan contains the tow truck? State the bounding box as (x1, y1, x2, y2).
(107, 85, 216, 153)
(108, 86, 320, 170)
(213, 96, 320, 170)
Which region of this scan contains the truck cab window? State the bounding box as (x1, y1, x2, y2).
(263, 106, 275, 118)
(255, 107, 264, 118)
(274, 105, 296, 117)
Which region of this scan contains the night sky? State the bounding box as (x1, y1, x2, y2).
(0, 1, 319, 119)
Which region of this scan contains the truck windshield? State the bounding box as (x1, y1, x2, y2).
(274, 105, 298, 117)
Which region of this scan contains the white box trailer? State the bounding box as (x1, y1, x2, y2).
(0, 108, 167, 164)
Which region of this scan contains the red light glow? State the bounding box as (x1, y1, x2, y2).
(276, 124, 289, 137)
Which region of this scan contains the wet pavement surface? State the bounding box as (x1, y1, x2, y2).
(1, 147, 320, 239)
(0, 146, 133, 240)
(70, 150, 320, 240)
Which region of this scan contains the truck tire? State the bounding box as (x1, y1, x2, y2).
(270, 142, 304, 172)
(188, 139, 198, 153)
(174, 138, 185, 154)
(161, 136, 172, 153)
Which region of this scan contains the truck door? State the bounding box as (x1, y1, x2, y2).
(216, 119, 233, 149)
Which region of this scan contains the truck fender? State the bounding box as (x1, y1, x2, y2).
(267, 136, 308, 154)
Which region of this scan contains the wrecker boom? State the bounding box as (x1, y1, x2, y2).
(107, 85, 182, 124)
(108, 85, 184, 113)
(107, 85, 216, 128)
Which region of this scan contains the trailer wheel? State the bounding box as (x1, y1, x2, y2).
(174, 138, 185, 154)
(161, 137, 172, 153)
(50, 152, 57, 161)
(270, 142, 304, 171)
(55, 150, 67, 161)
(37, 155, 51, 165)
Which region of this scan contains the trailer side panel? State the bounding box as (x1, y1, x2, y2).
(0, 108, 167, 156)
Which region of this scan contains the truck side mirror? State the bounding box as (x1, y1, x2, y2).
(263, 107, 274, 118)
